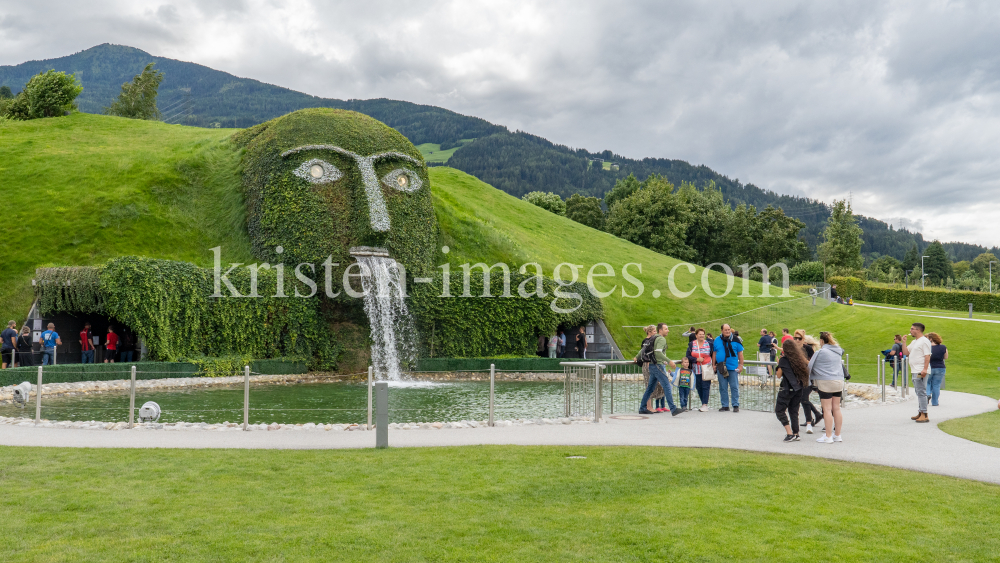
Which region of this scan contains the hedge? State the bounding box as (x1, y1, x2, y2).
(828, 276, 1000, 313)
(0, 359, 307, 387)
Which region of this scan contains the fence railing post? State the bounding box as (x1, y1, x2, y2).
(594, 364, 602, 423)
(564, 366, 571, 417)
(129, 365, 136, 428)
(489, 363, 495, 427)
(375, 381, 388, 449)
(35, 366, 42, 424)
(243, 365, 250, 431)
(367, 366, 373, 430)
(610, 366, 615, 415)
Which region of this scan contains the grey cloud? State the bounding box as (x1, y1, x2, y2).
(1, 0, 999, 245)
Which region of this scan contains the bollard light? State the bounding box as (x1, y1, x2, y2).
(138, 401, 161, 422)
(12, 381, 32, 407)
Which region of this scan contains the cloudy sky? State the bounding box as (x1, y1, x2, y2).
(3, 0, 999, 246)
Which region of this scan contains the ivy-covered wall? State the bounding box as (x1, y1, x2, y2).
(232, 108, 437, 277)
(409, 272, 603, 358)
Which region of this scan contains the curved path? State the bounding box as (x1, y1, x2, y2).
(1, 390, 998, 485)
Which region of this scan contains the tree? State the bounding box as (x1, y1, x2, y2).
(789, 261, 824, 282)
(1, 69, 82, 120)
(0, 85, 12, 99)
(521, 191, 566, 215)
(818, 200, 863, 274)
(565, 194, 605, 230)
(870, 255, 903, 273)
(104, 62, 164, 120)
(677, 181, 732, 266)
(971, 252, 999, 278)
(953, 260, 971, 279)
(923, 240, 953, 285)
(603, 173, 641, 211)
(957, 269, 981, 291)
(605, 176, 696, 261)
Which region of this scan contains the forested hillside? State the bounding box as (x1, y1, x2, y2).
(0, 44, 502, 145)
(4, 44, 997, 262)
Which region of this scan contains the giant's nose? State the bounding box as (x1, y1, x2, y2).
(355, 155, 392, 232)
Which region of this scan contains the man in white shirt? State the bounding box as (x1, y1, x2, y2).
(902, 322, 932, 423)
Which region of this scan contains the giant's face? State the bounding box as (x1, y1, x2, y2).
(235, 108, 437, 275)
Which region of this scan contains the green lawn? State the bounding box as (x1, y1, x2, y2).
(940, 410, 1000, 448)
(1, 445, 999, 561)
(0, 113, 255, 322)
(416, 139, 474, 163)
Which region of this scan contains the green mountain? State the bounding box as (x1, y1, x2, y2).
(0, 43, 503, 145)
(4, 44, 997, 262)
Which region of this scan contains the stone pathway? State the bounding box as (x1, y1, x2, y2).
(0, 389, 997, 485)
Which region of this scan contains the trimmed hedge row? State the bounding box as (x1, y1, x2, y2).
(416, 357, 594, 373)
(828, 276, 1000, 313)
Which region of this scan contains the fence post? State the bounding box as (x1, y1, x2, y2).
(129, 365, 136, 428)
(243, 365, 250, 431)
(564, 366, 571, 417)
(367, 366, 373, 431)
(489, 363, 495, 427)
(610, 366, 615, 415)
(53, 345, 57, 365)
(594, 364, 602, 423)
(969, 303, 973, 319)
(35, 366, 42, 424)
(375, 381, 388, 449)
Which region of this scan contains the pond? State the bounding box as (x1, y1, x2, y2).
(0, 381, 568, 425)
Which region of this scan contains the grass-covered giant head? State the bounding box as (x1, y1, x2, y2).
(233, 108, 437, 275)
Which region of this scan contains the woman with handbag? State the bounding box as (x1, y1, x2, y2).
(687, 328, 714, 412)
(807, 331, 846, 444)
(775, 339, 811, 442)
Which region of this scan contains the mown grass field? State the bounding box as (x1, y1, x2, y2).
(941, 410, 1000, 448)
(1, 445, 999, 562)
(0, 114, 256, 322)
(416, 140, 474, 164)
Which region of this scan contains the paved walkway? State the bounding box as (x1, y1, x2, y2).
(855, 302, 1000, 324)
(1, 390, 998, 485)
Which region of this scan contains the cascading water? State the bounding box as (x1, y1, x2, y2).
(350, 247, 417, 381)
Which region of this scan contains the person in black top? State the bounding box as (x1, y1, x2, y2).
(575, 327, 588, 359)
(775, 338, 811, 442)
(926, 332, 948, 407)
(1, 320, 17, 368)
(683, 327, 698, 342)
(15, 326, 34, 367)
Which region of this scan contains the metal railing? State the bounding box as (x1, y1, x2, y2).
(561, 359, 782, 420)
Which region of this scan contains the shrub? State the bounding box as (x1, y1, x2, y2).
(521, 191, 566, 216)
(104, 62, 164, 120)
(827, 276, 1000, 313)
(2, 69, 82, 120)
(565, 194, 605, 230)
(789, 261, 824, 282)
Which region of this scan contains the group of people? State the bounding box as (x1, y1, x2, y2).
(537, 327, 588, 359)
(0, 320, 137, 368)
(632, 320, 950, 444)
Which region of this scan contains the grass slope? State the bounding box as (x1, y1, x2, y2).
(417, 140, 474, 164)
(0, 113, 255, 321)
(940, 410, 1000, 448)
(1, 445, 999, 561)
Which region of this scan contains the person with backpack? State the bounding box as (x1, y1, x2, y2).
(39, 323, 62, 365)
(1, 320, 17, 369)
(686, 328, 714, 412)
(713, 324, 744, 412)
(884, 334, 904, 389)
(635, 325, 665, 412)
(808, 331, 846, 443)
(638, 323, 682, 416)
(16, 326, 34, 367)
(775, 339, 811, 442)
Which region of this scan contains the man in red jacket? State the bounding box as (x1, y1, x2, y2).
(79, 322, 95, 364)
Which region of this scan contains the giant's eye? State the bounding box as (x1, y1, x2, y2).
(381, 168, 423, 192)
(293, 159, 343, 184)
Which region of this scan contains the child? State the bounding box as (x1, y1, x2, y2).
(672, 357, 693, 411)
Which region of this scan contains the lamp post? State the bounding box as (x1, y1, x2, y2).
(991, 261, 997, 294)
(921, 255, 929, 290)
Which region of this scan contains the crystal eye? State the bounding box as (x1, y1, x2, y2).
(382, 168, 422, 193)
(293, 159, 342, 184)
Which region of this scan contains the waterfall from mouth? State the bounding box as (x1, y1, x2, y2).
(351, 247, 416, 381)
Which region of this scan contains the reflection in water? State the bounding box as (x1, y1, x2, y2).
(0, 381, 567, 425)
